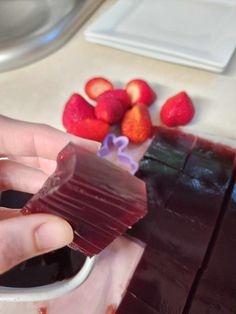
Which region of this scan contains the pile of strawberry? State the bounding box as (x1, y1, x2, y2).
(62, 77, 195, 143)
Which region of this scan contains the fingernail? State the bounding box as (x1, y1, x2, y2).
(35, 220, 74, 251)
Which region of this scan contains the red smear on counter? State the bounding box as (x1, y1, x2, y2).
(106, 304, 117, 314)
(38, 307, 48, 314)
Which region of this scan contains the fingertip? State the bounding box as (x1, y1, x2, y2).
(34, 217, 74, 252)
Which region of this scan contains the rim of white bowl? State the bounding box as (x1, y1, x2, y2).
(0, 255, 96, 302)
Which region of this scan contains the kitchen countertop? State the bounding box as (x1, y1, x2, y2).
(0, 0, 235, 141)
(0, 1, 235, 313)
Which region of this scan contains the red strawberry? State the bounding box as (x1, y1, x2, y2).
(85, 77, 114, 100)
(121, 103, 152, 143)
(126, 79, 157, 106)
(95, 96, 125, 125)
(62, 94, 95, 130)
(98, 89, 130, 111)
(160, 91, 195, 127)
(67, 119, 109, 142)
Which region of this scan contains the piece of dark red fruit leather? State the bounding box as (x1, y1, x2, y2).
(188, 172, 236, 314)
(120, 127, 236, 314)
(22, 143, 147, 256)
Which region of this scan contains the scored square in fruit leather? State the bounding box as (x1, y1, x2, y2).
(127, 159, 179, 244)
(22, 143, 147, 256)
(121, 127, 236, 314)
(143, 126, 197, 170)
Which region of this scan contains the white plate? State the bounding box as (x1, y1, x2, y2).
(85, 0, 236, 71)
(86, 35, 223, 73)
(0, 256, 96, 302)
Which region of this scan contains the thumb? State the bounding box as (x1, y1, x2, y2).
(0, 213, 74, 274)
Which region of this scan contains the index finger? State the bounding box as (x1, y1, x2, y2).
(0, 115, 99, 160)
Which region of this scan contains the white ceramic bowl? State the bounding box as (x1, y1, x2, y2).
(0, 255, 96, 302)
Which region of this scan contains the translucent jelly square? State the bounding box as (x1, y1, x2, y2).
(137, 159, 179, 207)
(116, 292, 158, 314)
(189, 178, 236, 314)
(127, 248, 193, 313)
(184, 137, 235, 190)
(154, 173, 226, 269)
(166, 173, 225, 227)
(144, 127, 196, 170)
(126, 159, 179, 244)
(23, 143, 147, 256)
(149, 203, 210, 270)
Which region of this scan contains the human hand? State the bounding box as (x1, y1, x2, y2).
(0, 115, 99, 274)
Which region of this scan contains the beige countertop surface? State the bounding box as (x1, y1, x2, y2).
(0, 1, 236, 313)
(0, 0, 235, 141)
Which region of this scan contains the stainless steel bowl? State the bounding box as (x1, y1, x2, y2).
(0, 0, 104, 72)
